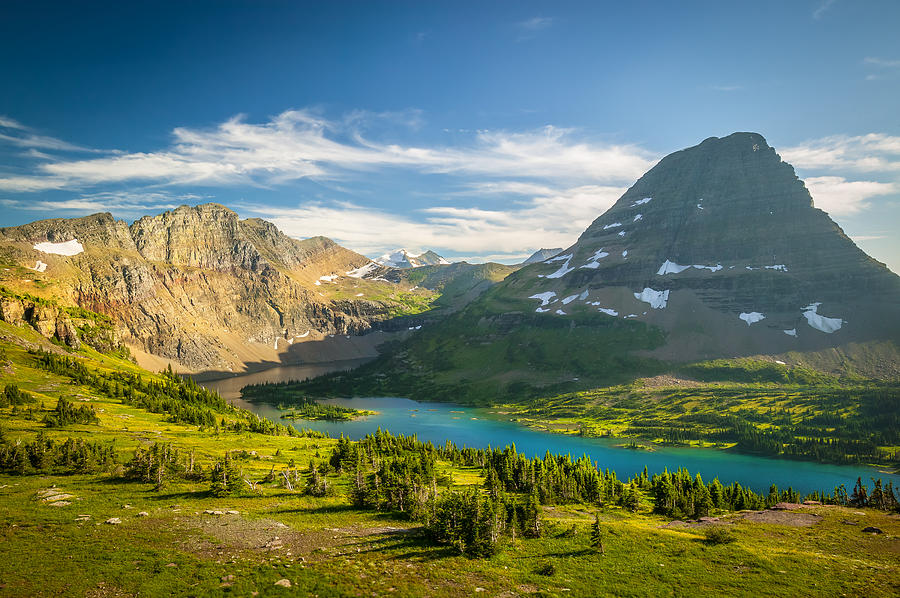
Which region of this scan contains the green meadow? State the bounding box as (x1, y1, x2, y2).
(1, 320, 898, 597)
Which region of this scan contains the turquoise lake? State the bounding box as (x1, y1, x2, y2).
(202, 364, 900, 497)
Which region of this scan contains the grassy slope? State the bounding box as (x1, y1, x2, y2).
(1, 323, 899, 596)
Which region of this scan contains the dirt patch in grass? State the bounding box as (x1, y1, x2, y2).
(738, 510, 823, 527)
(180, 513, 417, 562)
(661, 517, 727, 529)
(663, 509, 824, 529)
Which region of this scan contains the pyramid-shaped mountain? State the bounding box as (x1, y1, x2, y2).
(504, 132, 900, 360)
(315, 132, 900, 403)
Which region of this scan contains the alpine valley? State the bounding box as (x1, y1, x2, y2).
(1, 132, 899, 597)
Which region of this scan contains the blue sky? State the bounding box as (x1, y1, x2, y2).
(1, 0, 898, 271)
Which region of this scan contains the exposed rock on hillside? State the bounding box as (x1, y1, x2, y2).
(0, 205, 395, 371)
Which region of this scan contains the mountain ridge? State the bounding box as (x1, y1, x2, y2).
(0, 204, 403, 372)
(0, 203, 517, 374)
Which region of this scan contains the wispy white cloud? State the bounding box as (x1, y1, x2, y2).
(0, 117, 99, 153)
(241, 184, 625, 260)
(813, 0, 838, 19)
(779, 134, 900, 173)
(780, 133, 900, 217)
(516, 16, 554, 31)
(0, 191, 210, 216)
(803, 176, 896, 216)
(863, 57, 900, 68)
(0, 132, 96, 153)
(514, 16, 554, 41)
(0, 116, 27, 130)
(0, 111, 655, 192)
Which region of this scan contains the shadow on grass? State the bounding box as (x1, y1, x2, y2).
(505, 546, 596, 559)
(268, 502, 402, 522)
(148, 489, 214, 501)
(347, 530, 459, 562)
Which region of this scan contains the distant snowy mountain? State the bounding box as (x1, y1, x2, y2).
(374, 249, 451, 269)
(523, 248, 564, 264)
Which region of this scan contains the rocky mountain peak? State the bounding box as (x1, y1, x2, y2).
(523, 248, 564, 264)
(129, 203, 263, 271)
(510, 131, 900, 358)
(374, 249, 450, 268)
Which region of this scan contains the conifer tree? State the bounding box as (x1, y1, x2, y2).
(525, 491, 542, 538)
(590, 512, 604, 554)
(210, 452, 242, 497)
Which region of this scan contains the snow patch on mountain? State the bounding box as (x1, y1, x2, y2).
(634, 288, 670, 309)
(802, 303, 844, 333)
(529, 292, 557, 306)
(739, 312, 765, 326)
(602, 222, 623, 230)
(544, 256, 574, 279)
(783, 329, 797, 337)
(765, 264, 788, 272)
(633, 214, 643, 222)
(315, 274, 339, 285)
(658, 260, 723, 275)
(346, 262, 379, 278)
(30, 260, 48, 272)
(631, 197, 652, 207)
(692, 263, 723, 272)
(657, 260, 691, 275)
(581, 248, 609, 269)
(561, 289, 589, 305)
(34, 239, 84, 256)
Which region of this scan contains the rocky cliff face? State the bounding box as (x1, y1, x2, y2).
(0, 204, 400, 372)
(0, 290, 125, 351)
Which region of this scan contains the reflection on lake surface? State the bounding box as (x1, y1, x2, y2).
(201, 367, 900, 496)
(199, 359, 371, 401)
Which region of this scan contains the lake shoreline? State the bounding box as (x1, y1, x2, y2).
(198, 363, 900, 495)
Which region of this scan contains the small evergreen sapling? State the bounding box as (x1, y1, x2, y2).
(591, 513, 604, 554)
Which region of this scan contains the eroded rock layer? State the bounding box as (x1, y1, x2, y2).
(0, 204, 389, 371)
